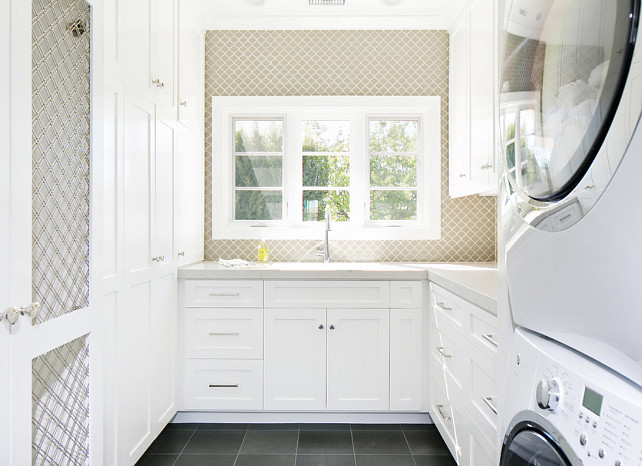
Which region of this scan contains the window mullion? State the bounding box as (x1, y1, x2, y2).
(287, 113, 301, 227)
(350, 113, 366, 226)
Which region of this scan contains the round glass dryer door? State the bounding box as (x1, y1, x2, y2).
(500, 0, 640, 230)
(501, 430, 572, 466)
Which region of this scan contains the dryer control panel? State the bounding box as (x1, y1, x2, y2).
(513, 329, 642, 465)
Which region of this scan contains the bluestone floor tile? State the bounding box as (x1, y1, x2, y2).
(146, 431, 193, 454)
(356, 455, 415, 466)
(135, 454, 178, 466)
(352, 430, 411, 455)
(239, 430, 299, 455)
(174, 454, 237, 466)
(182, 431, 245, 454)
(413, 454, 457, 466)
(404, 430, 452, 455)
(295, 455, 355, 466)
(297, 431, 353, 454)
(235, 455, 296, 466)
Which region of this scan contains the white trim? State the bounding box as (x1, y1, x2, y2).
(173, 411, 432, 424)
(212, 96, 441, 241)
(201, 16, 448, 31)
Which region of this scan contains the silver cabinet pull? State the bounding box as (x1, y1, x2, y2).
(20, 302, 41, 320)
(435, 404, 451, 421)
(459, 173, 466, 178)
(482, 396, 497, 415)
(436, 346, 452, 358)
(209, 332, 240, 336)
(178, 251, 185, 257)
(2, 307, 21, 326)
(480, 163, 493, 170)
(180, 100, 187, 107)
(152, 78, 160, 85)
(209, 292, 240, 297)
(435, 302, 452, 311)
(152, 255, 165, 262)
(329, 324, 335, 330)
(209, 384, 239, 388)
(318, 324, 324, 330)
(482, 334, 498, 348)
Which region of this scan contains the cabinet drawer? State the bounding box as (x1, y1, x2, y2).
(430, 284, 467, 334)
(185, 308, 263, 359)
(468, 347, 498, 442)
(265, 281, 389, 308)
(429, 361, 458, 459)
(468, 305, 498, 359)
(183, 359, 263, 410)
(390, 281, 422, 309)
(436, 319, 468, 397)
(185, 280, 263, 308)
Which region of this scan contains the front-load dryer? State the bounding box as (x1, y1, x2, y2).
(501, 328, 642, 465)
(499, 0, 642, 386)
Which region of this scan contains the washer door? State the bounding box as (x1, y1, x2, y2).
(501, 429, 572, 466)
(500, 0, 640, 228)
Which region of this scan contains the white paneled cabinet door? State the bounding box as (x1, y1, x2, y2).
(122, 0, 153, 100)
(153, 0, 177, 116)
(265, 308, 327, 410)
(2, 0, 104, 463)
(327, 309, 390, 411)
(177, 7, 203, 131)
(390, 308, 423, 411)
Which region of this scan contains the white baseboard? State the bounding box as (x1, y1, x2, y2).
(172, 411, 433, 424)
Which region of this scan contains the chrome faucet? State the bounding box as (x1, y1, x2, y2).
(317, 205, 331, 263)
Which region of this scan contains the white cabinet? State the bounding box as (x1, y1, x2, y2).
(327, 308, 390, 411)
(428, 282, 499, 466)
(449, 0, 498, 198)
(264, 308, 327, 411)
(390, 308, 423, 411)
(177, 7, 204, 131)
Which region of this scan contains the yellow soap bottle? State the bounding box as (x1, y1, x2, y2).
(257, 239, 269, 263)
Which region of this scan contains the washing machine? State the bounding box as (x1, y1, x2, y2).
(499, 0, 642, 388)
(501, 328, 642, 465)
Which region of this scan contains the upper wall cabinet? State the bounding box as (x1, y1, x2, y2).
(177, 7, 204, 132)
(107, 0, 178, 117)
(449, 0, 498, 198)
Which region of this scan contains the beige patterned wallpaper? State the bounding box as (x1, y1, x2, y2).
(204, 30, 496, 262)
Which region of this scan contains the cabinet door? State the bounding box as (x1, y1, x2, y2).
(469, 0, 496, 190)
(449, 12, 471, 198)
(175, 127, 203, 265)
(390, 308, 422, 411)
(177, 9, 203, 131)
(153, 0, 177, 116)
(122, 0, 153, 100)
(265, 308, 327, 410)
(327, 309, 389, 411)
(154, 118, 176, 266)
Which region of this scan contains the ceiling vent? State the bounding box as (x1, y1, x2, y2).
(309, 0, 346, 5)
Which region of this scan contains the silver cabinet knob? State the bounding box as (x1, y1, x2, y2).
(152, 255, 165, 262)
(480, 163, 493, 170)
(180, 101, 187, 107)
(20, 302, 41, 320)
(459, 173, 466, 178)
(318, 324, 324, 330)
(178, 251, 185, 257)
(2, 307, 21, 326)
(329, 324, 335, 330)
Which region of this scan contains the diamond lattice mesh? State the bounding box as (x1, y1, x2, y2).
(32, 335, 90, 465)
(32, 0, 91, 324)
(204, 30, 497, 263)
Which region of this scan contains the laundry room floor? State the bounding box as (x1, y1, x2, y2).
(135, 423, 456, 466)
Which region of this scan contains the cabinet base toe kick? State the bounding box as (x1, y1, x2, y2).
(171, 411, 433, 425)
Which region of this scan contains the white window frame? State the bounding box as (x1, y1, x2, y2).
(212, 96, 441, 240)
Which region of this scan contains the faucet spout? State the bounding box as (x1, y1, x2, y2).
(317, 205, 331, 263)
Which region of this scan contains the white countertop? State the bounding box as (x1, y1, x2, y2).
(178, 261, 497, 314)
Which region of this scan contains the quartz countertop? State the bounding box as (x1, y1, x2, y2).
(178, 261, 497, 314)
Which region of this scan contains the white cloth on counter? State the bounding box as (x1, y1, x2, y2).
(218, 258, 260, 268)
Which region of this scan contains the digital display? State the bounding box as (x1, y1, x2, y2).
(582, 387, 603, 416)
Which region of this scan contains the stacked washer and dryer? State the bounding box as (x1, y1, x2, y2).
(498, 0, 642, 464)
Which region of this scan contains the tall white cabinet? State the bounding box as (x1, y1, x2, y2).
(103, 0, 204, 464)
(448, 0, 499, 198)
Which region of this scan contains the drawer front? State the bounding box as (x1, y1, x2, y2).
(430, 284, 467, 334)
(468, 347, 498, 441)
(468, 305, 498, 360)
(183, 359, 263, 410)
(437, 320, 468, 396)
(390, 281, 422, 309)
(265, 281, 389, 308)
(185, 280, 263, 308)
(454, 404, 496, 466)
(429, 361, 458, 459)
(185, 308, 263, 359)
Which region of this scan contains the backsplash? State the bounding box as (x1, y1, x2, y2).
(204, 30, 496, 262)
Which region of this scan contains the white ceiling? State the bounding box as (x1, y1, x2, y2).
(186, 0, 466, 30)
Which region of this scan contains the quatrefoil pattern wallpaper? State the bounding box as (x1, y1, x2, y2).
(204, 30, 496, 262)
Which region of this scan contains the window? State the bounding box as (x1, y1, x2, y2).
(213, 96, 441, 240)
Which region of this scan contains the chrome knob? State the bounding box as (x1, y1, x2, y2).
(579, 432, 587, 446)
(329, 324, 335, 330)
(180, 100, 187, 107)
(318, 324, 324, 330)
(459, 173, 466, 178)
(536, 379, 561, 411)
(480, 163, 493, 170)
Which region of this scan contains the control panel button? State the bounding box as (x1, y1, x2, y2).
(585, 417, 590, 423)
(593, 421, 597, 428)
(615, 461, 622, 466)
(579, 433, 587, 446)
(598, 448, 605, 459)
(579, 412, 583, 419)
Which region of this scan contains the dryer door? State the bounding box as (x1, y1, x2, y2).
(500, 0, 640, 220)
(500, 430, 572, 466)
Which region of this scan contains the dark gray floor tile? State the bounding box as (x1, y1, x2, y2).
(236, 455, 296, 466)
(196, 423, 249, 431)
(135, 454, 178, 466)
(164, 423, 199, 432)
(400, 423, 438, 431)
(146, 431, 193, 454)
(239, 431, 299, 455)
(295, 455, 355, 466)
(355, 455, 415, 466)
(249, 423, 300, 431)
(413, 454, 457, 466)
(352, 431, 411, 455)
(300, 423, 350, 431)
(183, 431, 245, 454)
(404, 431, 451, 455)
(350, 424, 401, 431)
(297, 431, 353, 454)
(174, 454, 237, 466)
